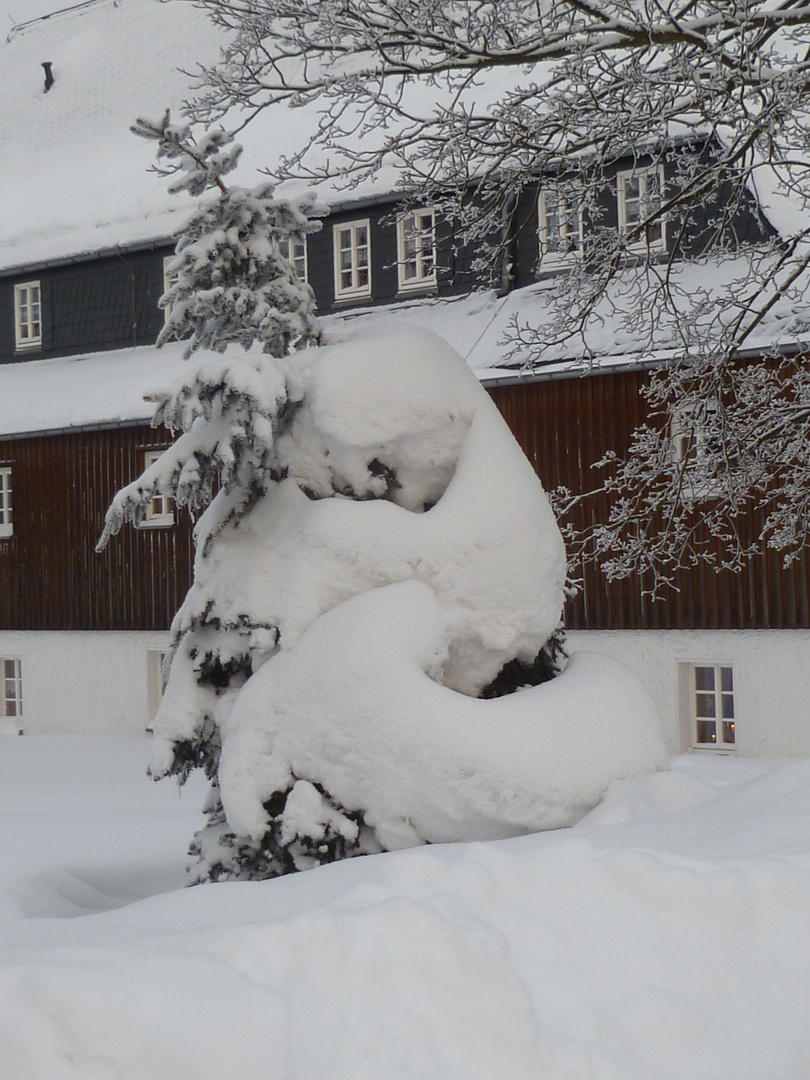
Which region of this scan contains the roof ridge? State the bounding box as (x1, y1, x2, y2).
(6, 0, 114, 42)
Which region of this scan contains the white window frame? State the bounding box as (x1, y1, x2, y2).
(14, 281, 42, 350)
(278, 237, 308, 283)
(671, 400, 723, 499)
(538, 188, 584, 266)
(139, 449, 174, 529)
(333, 220, 372, 301)
(617, 165, 666, 253)
(689, 664, 736, 750)
(2, 658, 22, 723)
(162, 256, 180, 324)
(396, 208, 437, 292)
(146, 648, 168, 732)
(0, 466, 12, 539)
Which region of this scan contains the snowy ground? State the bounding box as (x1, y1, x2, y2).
(1, 737, 810, 1079)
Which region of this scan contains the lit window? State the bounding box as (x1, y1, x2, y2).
(278, 237, 308, 282)
(538, 188, 583, 265)
(14, 281, 42, 350)
(397, 209, 437, 291)
(0, 466, 12, 539)
(692, 665, 735, 749)
(2, 658, 22, 722)
(139, 449, 174, 528)
(333, 220, 371, 300)
(617, 166, 666, 252)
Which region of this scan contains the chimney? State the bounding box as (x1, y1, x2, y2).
(42, 62, 54, 92)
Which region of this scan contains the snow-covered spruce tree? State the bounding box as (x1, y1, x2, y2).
(132, 112, 321, 358)
(100, 324, 661, 885)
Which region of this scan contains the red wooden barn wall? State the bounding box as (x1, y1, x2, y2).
(489, 372, 810, 631)
(1, 368, 808, 634)
(0, 425, 192, 631)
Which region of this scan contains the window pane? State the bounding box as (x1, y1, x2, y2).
(696, 720, 716, 743)
(721, 694, 734, 719)
(696, 693, 716, 718)
(695, 667, 715, 691)
(720, 667, 733, 692)
(723, 722, 735, 744)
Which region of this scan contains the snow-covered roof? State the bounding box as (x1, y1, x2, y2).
(0, 0, 418, 275)
(4, 255, 810, 439)
(0, 0, 226, 271)
(4, 0, 806, 278)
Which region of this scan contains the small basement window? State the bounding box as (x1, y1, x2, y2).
(14, 281, 42, 350)
(691, 664, 735, 750)
(139, 449, 174, 528)
(0, 466, 12, 539)
(397, 209, 437, 291)
(333, 220, 371, 300)
(2, 658, 22, 723)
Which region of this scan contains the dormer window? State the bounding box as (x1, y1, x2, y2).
(397, 209, 437, 291)
(162, 256, 180, 324)
(333, 220, 371, 301)
(617, 166, 666, 252)
(14, 281, 41, 350)
(278, 237, 308, 282)
(538, 188, 584, 266)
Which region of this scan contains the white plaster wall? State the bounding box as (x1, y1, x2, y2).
(567, 629, 810, 757)
(2, 628, 809, 755)
(0, 631, 171, 737)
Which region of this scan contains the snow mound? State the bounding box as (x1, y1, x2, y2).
(133, 325, 663, 872)
(220, 582, 665, 848)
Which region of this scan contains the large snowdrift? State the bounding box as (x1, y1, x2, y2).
(2, 737, 810, 1080)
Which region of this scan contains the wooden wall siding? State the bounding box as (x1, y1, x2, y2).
(488, 374, 810, 631)
(0, 426, 193, 632)
(1, 373, 807, 634)
(0, 250, 166, 364)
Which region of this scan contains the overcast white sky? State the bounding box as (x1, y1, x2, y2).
(2, 0, 79, 31)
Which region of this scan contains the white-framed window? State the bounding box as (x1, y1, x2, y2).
(538, 188, 584, 265)
(690, 664, 735, 749)
(278, 237, 308, 282)
(333, 220, 371, 300)
(617, 165, 666, 252)
(397, 208, 437, 291)
(2, 658, 22, 722)
(162, 256, 180, 323)
(14, 281, 42, 350)
(146, 648, 168, 732)
(0, 466, 12, 539)
(671, 400, 723, 498)
(139, 449, 174, 528)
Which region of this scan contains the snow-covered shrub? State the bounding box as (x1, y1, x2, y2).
(100, 326, 664, 881)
